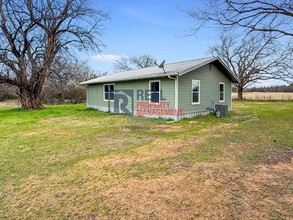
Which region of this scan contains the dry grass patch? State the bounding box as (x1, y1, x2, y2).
(97, 168, 229, 220)
(0, 100, 20, 108)
(94, 156, 293, 219)
(82, 137, 207, 172)
(202, 123, 239, 133)
(151, 124, 183, 132)
(225, 159, 293, 219)
(232, 92, 293, 100)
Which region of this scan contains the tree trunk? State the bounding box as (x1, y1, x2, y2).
(58, 92, 65, 104)
(237, 87, 243, 100)
(18, 88, 44, 109)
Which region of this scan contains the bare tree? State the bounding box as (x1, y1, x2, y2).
(0, 84, 16, 101)
(185, 0, 293, 38)
(114, 54, 157, 71)
(46, 58, 107, 104)
(210, 34, 291, 99)
(0, 0, 109, 109)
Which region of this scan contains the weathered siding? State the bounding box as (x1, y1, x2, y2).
(178, 63, 232, 114)
(87, 77, 175, 112)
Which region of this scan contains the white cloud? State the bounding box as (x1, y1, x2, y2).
(90, 54, 127, 63)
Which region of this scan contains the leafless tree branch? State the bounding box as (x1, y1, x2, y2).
(0, 0, 109, 109)
(114, 54, 157, 72)
(209, 33, 292, 99)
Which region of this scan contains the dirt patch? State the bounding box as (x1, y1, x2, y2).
(202, 123, 239, 132)
(106, 138, 207, 165)
(82, 138, 207, 171)
(259, 148, 293, 165)
(20, 129, 75, 138)
(97, 158, 293, 219)
(97, 168, 229, 219)
(21, 131, 40, 137)
(97, 136, 128, 149)
(96, 135, 154, 150)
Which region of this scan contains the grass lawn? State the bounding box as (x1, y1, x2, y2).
(0, 101, 292, 219)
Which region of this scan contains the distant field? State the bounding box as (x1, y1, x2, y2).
(0, 101, 293, 219)
(0, 99, 20, 108)
(232, 92, 293, 100)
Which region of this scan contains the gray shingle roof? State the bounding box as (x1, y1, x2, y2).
(81, 57, 239, 85)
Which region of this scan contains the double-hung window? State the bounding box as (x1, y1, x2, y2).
(192, 80, 200, 104)
(219, 82, 225, 102)
(149, 80, 160, 102)
(104, 84, 115, 101)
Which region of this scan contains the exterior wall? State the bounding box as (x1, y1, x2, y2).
(87, 77, 175, 115)
(86, 63, 233, 120)
(178, 63, 232, 114)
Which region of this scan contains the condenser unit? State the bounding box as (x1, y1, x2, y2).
(215, 104, 228, 117)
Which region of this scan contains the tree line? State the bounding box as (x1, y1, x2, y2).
(0, 54, 154, 104)
(246, 84, 293, 93)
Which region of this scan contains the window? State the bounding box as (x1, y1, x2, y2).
(219, 82, 225, 102)
(149, 80, 160, 102)
(192, 80, 200, 104)
(104, 84, 115, 101)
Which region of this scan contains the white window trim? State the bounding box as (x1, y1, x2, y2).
(149, 80, 161, 103)
(103, 83, 115, 102)
(191, 80, 200, 105)
(219, 82, 225, 102)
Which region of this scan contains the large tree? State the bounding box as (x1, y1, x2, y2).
(0, 0, 108, 109)
(114, 54, 157, 72)
(185, 0, 293, 38)
(210, 34, 291, 99)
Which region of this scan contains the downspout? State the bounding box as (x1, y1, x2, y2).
(168, 73, 179, 111)
(86, 85, 89, 107)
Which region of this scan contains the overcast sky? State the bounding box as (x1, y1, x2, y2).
(78, 0, 285, 86)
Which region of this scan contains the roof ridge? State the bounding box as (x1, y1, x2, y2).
(165, 56, 214, 65)
(110, 57, 216, 75)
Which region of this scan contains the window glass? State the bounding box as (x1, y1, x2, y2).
(151, 82, 159, 92)
(220, 93, 224, 101)
(219, 83, 225, 101)
(151, 93, 159, 102)
(150, 81, 160, 102)
(193, 93, 199, 103)
(192, 80, 200, 103)
(220, 84, 224, 92)
(104, 84, 114, 101)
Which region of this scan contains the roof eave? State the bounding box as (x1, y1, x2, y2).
(215, 59, 240, 83)
(178, 57, 218, 76)
(178, 57, 240, 83)
(80, 74, 178, 85)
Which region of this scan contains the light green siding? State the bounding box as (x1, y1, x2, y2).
(178, 63, 232, 114)
(87, 77, 175, 112)
(87, 63, 233, 119)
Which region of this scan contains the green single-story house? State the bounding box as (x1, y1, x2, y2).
(81, 57, 239, 120)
